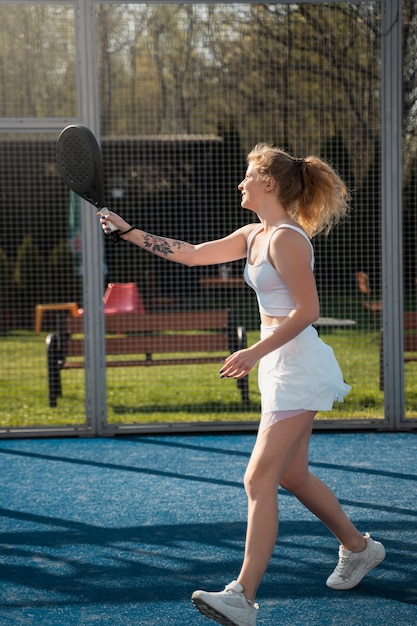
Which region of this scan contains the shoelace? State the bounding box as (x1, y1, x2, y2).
(336, 550, 352, 571)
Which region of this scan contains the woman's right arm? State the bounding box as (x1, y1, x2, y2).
(99, 210, 254, 267)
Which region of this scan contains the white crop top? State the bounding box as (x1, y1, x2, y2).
(243, 224, 314, 317)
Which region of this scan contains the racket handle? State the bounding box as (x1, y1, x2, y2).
(98, 208, 118, 232)
(98, 207, 121, 243)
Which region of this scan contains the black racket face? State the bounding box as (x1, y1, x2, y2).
(56, 125, 105, 209)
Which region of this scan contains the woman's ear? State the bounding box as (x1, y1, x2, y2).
(265, 177, 276, 192)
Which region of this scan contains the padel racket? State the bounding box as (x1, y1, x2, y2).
(56, 124, 119, 242)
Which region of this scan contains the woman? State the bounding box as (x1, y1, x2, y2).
(100, 144, 385, 626)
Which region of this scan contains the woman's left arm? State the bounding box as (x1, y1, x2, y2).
(221, 229, 319, 379)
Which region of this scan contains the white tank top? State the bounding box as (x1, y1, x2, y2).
(243, 224, 314, 316)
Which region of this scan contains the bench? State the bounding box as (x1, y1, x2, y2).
(313, 317, 356, 332)
(46, 309, 249, 408)
(379, 312, 417, 388)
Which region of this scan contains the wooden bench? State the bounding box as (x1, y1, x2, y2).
(46, 309, 249, 408)
(379, 312, 417, 388)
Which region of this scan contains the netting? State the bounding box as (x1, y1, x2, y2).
(0, 1, 415, 435)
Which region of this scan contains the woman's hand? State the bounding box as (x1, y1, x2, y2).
(220, 347, 259, 379)
(98, 210, 131, 236)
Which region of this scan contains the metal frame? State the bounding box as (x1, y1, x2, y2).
(76, 0, 108, 435)
(0, 0, 415, 436)
(380, 0, 410, 430)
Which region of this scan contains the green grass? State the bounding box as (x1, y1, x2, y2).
(1, 328, 417, 430)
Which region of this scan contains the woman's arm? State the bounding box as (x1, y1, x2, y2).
(220, 228, 320, 379)
(99, 210, 254, 267)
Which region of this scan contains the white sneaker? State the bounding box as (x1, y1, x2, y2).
(191, 580, 258, 626)
(326, 533, 386, 590)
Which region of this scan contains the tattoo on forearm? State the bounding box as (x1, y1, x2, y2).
(143, 233, 186, 257)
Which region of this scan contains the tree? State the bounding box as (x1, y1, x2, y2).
(403, 0, 417, 185)
(0, 4, 76, 117)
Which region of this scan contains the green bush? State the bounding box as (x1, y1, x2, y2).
(47, 240, 82, 304)
(14, 235, 47, 327)
(0, 246, 13, 309)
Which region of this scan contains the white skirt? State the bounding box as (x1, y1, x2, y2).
(258, 325, 351, 413)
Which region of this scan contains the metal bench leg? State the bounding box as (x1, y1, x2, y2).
(236, 325, 249, 404)
(238, 376, 250, 405)
(46, 333, 62, 407)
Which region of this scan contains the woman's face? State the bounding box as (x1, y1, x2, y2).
(238, 163, 267, 211)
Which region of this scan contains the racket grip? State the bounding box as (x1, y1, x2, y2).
(98, 207, 121, 243)
(98, 208, 118, 232)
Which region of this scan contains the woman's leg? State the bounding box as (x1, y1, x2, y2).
(279, 423, 366, 552)
(192, 412, 385, 622)
(236, 411, 315, 603)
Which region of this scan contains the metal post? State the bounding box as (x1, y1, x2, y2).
(381, 0, 404, 427)
(76, 0, 107, 434)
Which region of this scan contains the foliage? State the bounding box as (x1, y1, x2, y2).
(0, 246, 13, 309)
(1, 2, 415, 294)
(0, 4, 76, 117)
(47, 240, 82, 304)
(1, 2, 416, 180)
(3, 237, 82, 328)
(14, 235, 47, 325)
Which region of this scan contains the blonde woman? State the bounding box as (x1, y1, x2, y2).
(100, 144, 385, 626)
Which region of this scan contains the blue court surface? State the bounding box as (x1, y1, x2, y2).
(0, 431, 415, 625)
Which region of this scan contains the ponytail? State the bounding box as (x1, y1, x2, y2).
(296, 156, 350, 236)
(247, 145, 350, 237)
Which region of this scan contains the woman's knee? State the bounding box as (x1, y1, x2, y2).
(243, 465, 256, 497)
(244, 464, 279, 499)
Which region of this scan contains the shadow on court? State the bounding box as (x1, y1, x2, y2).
(0, 432, 415, 625)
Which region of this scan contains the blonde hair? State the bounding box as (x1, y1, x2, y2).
(247, 143, 350, 237)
